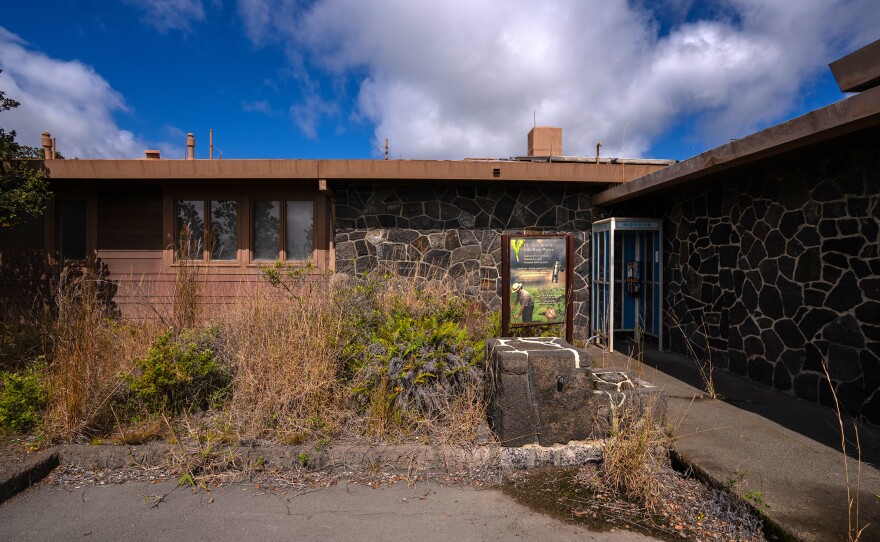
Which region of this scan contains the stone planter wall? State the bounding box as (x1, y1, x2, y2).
(333, 184, 597, 339)
(655, 129, 880, 424)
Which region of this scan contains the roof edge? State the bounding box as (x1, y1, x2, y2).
(593, 84, 880, 206)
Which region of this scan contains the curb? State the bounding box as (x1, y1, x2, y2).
(55, 442, 603, 473)
(670, 448, 799, 542)
(0, 451, 59, 505)
(0, 442, 603, 503)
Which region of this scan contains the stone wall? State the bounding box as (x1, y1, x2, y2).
(651, 128, 880, 425)
(333, 184, 596, 339)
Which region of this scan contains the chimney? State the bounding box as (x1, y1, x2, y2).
(186, 133, 195, 160)
(41, 132, 55, 159)
(144, 150, 161, 160)
(527, 126, 562, 157)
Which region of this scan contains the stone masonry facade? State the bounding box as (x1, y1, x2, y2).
(333, 184, 597, 340)
(652, 129, 880, 425)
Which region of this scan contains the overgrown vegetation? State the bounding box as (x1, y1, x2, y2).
(0, 360, 47, 434)
(126, 327, 229, 415)
(0, 256, 495, 447)
(582, 402, 669, 512)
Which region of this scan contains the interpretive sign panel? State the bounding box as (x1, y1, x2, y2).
(501, 233, 573, 342)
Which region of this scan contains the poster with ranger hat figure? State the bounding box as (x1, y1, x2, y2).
(503, 235, 571, 337)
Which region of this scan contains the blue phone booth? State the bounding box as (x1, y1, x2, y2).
(591, 218, 663, 352)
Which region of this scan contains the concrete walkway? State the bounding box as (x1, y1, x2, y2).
(590, 345, 880, 542)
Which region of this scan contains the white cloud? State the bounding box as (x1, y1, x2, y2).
(0, 27, 157, 158)
(236, 0, 880, 159)
(125, 0, 207, 33)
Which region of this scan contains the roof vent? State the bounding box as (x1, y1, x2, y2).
(144, 150, 161, 160)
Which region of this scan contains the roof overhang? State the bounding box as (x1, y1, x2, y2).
(830, 38, 880, 93)
(33, 158, 668, 185)
(593, 83, 880, 206)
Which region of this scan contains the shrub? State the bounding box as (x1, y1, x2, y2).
(346, 295, 488, 436)
(127, 327, 230, 414)
(0, 361, 47, 434)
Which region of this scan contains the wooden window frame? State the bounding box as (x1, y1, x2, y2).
(171, 196, 242, 266)
(247, 197, 318, 266)
(52, 194, 97, 267)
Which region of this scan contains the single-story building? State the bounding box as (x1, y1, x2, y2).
(1, 40, 878, 425)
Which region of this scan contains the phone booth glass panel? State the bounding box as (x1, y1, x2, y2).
(591, 218, 662, 352)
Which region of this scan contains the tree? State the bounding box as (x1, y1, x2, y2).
(0, 70, 51, 228)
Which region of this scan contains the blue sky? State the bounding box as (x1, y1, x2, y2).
(0, 1, 877, 161)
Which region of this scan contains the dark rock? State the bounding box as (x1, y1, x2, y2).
(779, 211, 804, 238)
(780, 349, 806, 374)
(861, 390, 880, 426)
(758, 287, 784, 319)
(748, 359, 774, 386)
(799, 307, 838, 339)
(423, 249, 450, 267)
(827, 343, 863, 381)
(776, 276, 803, 318)
(774, 319, 805, 349)
(794, 248, 821, 281)
(774, 363, 792, 391)
(786, 238, 805, 257)
(813, 182, 842, 202)
(827, 272, 861, 311)
(823, 315, 865, 348)
(753, 221, 771, 242)
(795, 226, 820, 247)
(862, 278, 880, 301)
(743, 336, 765, 357)
(729, 351, 748, 375)
(793, 373, 819, 402)
(823, 202, 848, 218)
(822, 237, 864, 257)
(778, 255, 796, 279)
(758, 259, 778, 285)
(803, 288, 826, 307)
(818, 219, 838, 237)
(855, 302, 880, 325)
(836, 380, 866, 418)
(761, 329, 785, 360)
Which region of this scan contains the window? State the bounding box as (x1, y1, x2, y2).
(251, 199, 314, 262)
(175, 198, 238, 262)
(59, 198, 88, 261)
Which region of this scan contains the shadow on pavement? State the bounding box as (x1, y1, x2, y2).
(638, 346, 880, 470)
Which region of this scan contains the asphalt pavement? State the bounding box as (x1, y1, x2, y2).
(0, 478, 659, 542)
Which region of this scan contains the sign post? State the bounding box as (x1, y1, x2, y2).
(501, 233, 574, 343)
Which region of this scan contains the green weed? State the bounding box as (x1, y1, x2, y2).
(0, 360, 47, 433)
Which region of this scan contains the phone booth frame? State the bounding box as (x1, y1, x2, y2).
(591, 217, 663, 352)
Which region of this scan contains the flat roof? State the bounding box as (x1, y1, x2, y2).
(36, 157, 668, 184)
(593, 83, 880, 206)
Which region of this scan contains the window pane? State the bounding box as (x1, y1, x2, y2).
(60, 199, 87, 260)
(286, 200, 313, 261)
(252, 200, 280, 260)
(176, 200, 204, 260)
(210, 199, 237, 261)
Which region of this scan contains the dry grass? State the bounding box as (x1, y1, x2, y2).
(25, 246, 491, 448)
(821, 360, 869, 542)
(43, 270, 157, 440)
(584, 402, 670, 512)
(220, 276, 349, 441)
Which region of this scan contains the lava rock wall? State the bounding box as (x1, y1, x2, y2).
(333, 184, 597, 339)
(657, 129, 880, 424)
